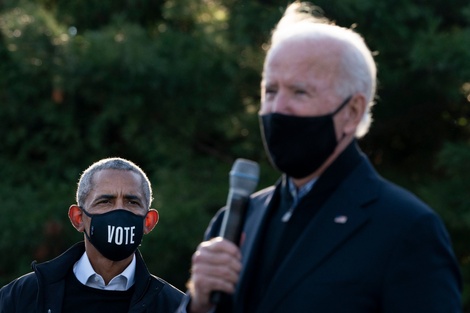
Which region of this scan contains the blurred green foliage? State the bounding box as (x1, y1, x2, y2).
(0, 0, 469, 309)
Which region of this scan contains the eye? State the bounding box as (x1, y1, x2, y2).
(264, 87, 277, 100)
(294, 88, 307, 96)
(265, 87, 276, 94)
(126, 199, 142, 207)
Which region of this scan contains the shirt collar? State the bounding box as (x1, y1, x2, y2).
(73, 252, 136, 291)
(287, 176, 317, 203)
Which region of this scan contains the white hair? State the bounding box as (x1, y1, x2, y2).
(267, 2, 377, 137)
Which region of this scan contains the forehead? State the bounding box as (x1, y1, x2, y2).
(89, 169, 143, 197)
(263, 37, 341, 86)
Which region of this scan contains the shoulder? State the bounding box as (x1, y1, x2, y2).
(1, 271, 38, 294)
(153, 275, 184, 296)
(343, 158, 450, 242)
(348, 157, 436, 218)
(135, 251, 183, 300)
(352, 165, 454, 254)
(374, 176, 436, 219)
(0, 272, 38, 310)
(147, 275, 185, 310)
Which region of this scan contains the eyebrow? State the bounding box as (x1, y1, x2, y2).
(94, 194, 143, 203)
(94, 194, 115, 202)
(289, 82, 314, 91)
(124, 195, 143, 203)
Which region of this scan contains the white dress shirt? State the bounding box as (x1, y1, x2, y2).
(73, 252, 136, 291)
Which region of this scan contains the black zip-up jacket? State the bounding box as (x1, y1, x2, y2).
(0, 242, 184, 313)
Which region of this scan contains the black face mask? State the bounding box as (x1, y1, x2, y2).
(81, 208, 146, 261)
(260, 96, 351, 179)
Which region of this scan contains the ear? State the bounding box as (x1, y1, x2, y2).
(68, 205, 85, 232)
(343, 94, 367, 135)
(144, 209, 159, 234)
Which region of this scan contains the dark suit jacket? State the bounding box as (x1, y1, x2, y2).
(180, 144, 462, 312)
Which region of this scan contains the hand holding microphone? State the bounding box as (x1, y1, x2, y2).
(188, 159, 259, 313)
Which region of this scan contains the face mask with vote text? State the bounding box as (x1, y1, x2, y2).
(81, 207, 145, 261)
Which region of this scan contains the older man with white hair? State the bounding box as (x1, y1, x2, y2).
(179, 2, 462, 313)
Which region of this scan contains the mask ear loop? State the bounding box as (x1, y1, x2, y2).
(332, 95, 352, 115)
(332, 95, 353, 143)
(79, 206, 95, 237)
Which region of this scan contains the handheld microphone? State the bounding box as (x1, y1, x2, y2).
(219, 158, 260, 243)
(210, 158, 260, 305)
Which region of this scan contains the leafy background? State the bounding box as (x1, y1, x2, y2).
(0, 0, 469, 309)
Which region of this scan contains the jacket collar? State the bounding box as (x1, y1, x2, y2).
(32, 241, 161, 308)
(33, 242, 152, 282)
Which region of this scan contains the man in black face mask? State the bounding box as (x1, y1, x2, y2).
(0, 157, 183, 312)
(178, 2, 462, 313)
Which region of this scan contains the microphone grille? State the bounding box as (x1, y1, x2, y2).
(230, 158, 260, 196)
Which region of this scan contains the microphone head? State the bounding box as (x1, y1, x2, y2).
(229, 158, 260, 197)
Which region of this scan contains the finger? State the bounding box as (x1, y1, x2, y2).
(191, 269, 238, 295)
(192, 260, 241, 286)
(192, 248, 242, 272)
(198, 237, 242, 260)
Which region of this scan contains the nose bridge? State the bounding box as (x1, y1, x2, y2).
(272, 88, 290, 114)
(114, 194, 126, 209)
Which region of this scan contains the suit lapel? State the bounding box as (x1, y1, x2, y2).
(234, 185, 278, 311)
(239, 186, 277, 260)
(255, 160, 379, 312)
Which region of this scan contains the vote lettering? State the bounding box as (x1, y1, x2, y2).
(107, 225, 136, 245)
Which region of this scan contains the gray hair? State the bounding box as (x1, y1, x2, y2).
(76, 157, 153, 210)
(266, 2, 377, 137)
